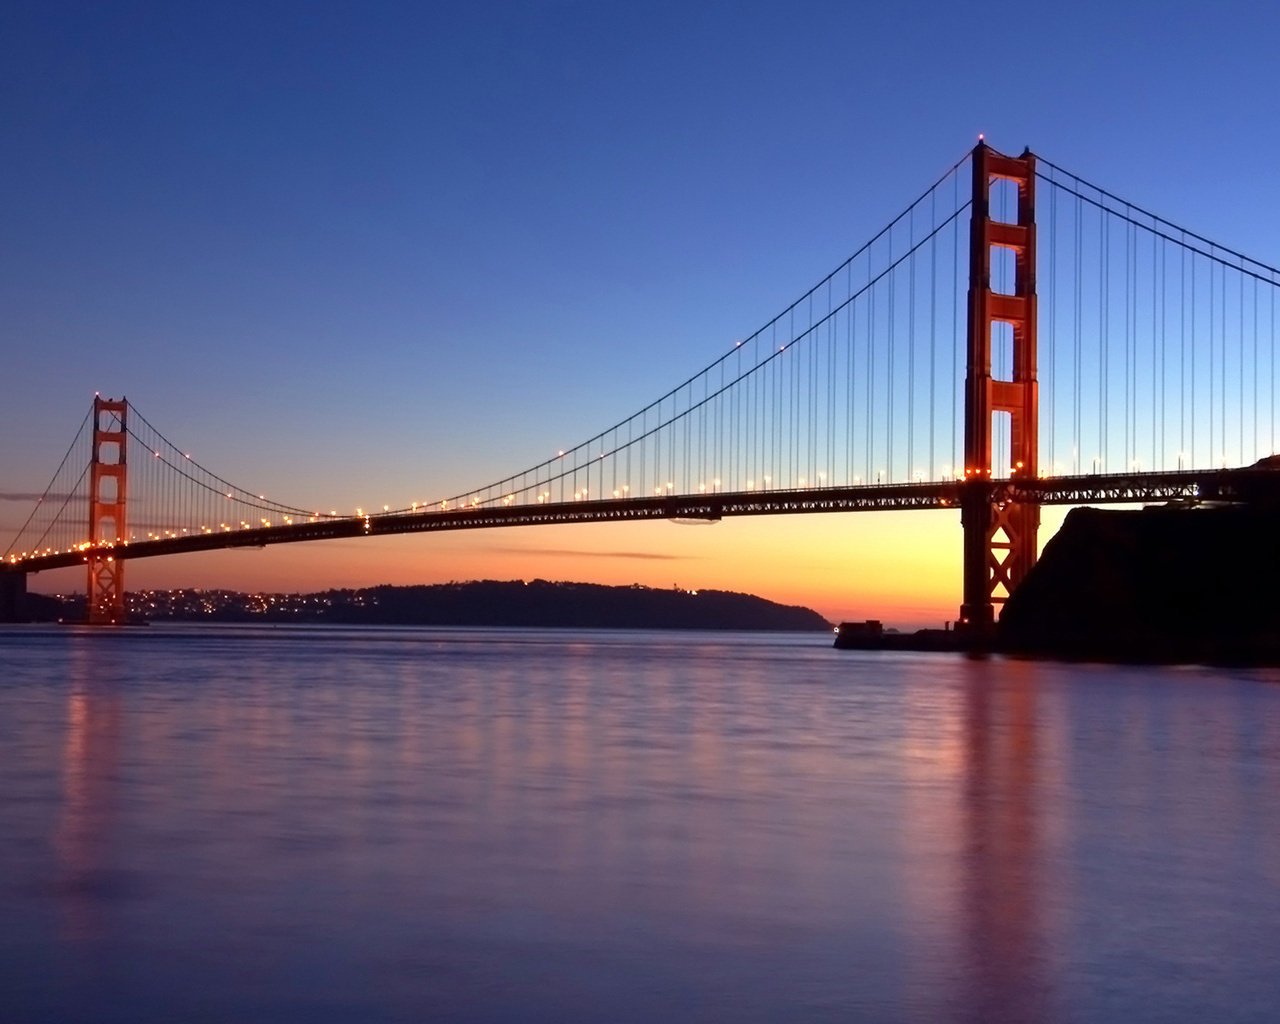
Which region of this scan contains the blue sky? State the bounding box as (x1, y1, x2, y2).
(3, 1, 1279, 619)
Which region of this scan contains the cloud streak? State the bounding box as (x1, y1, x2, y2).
(484, 547, 695, 561)
(0, 492, 75, 503)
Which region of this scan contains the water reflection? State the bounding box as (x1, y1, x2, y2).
(56, 667, 123, 942)
(959, 658, 1048, 1024)
(0, 627, 1277, 1023)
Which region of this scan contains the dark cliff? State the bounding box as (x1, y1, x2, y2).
(999, 505, 1280, 663)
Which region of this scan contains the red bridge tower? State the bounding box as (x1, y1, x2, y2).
(87, 396, 128, 625)
(959, 142, 1039, 635)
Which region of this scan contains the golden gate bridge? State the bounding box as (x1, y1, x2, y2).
(5, 141, 1280, 630)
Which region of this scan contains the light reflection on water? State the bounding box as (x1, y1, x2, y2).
(1, 624, 1278, 1023)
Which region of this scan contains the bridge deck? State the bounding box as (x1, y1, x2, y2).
(5, 468, 1277, 575)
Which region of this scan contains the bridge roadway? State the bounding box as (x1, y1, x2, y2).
(6, 467, 1279, 577)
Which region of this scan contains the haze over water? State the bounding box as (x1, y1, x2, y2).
(2, 625, 1278, 1023)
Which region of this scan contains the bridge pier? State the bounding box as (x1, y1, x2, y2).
(0, 572, 27, 622)
(959, 142, 1040, 635)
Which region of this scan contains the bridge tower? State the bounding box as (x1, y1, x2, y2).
(87, 396, 128, 625)
(959, 142, 1039, 635)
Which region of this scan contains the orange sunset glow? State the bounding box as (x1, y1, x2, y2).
(27, 507, 1074, 628)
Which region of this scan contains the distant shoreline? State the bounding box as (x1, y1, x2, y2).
(22, 579, 832, 632)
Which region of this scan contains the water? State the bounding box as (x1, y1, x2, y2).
(1, 624, 1278, 1023)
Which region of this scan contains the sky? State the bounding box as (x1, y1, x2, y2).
(3, 0, 1279, 627)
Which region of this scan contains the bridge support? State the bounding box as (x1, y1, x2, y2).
(959, 143, 1039, 636)
(87, 396, 128, 625)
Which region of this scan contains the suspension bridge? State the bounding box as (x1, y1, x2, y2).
(5, 140, 1280, 630)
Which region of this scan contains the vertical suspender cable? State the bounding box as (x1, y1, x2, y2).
(1099, 204, 1107, 471)
(1074, 192, 1082, 472)
(1190, 252, 1196, 466)
(867, 248, 875, 481)
(1210, 260, 1216, 464)
(1157, 233, 1164, 468)
(906, 207, 916, 481)
(1048, 182, 1057, 473)
(887, 229, 895, 481)
(928, 187, 937, 479)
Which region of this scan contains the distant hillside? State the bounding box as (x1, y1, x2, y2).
(107, 580, 832, 631)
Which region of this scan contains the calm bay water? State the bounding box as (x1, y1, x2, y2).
(1, 624, 1278, 1023)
